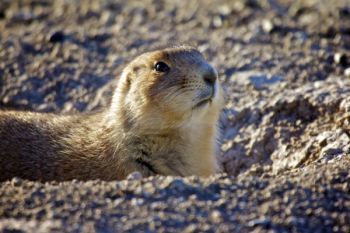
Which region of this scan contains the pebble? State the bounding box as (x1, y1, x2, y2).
(11, 177, 22, 187)
(212, 15, 223, 28)
(233, 71, 283, 90)
(210, 210, 223, 223)
(126, 171, 143, 180)
(262, 20, 274, 33)
(248, 218, 271, 227)
(344, 67, 350, 77)
(334, 53, 348, 66)
(218, 5, 231, 16)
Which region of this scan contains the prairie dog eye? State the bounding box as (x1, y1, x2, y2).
(154, 61, 170, 72)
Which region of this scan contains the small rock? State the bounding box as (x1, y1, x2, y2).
(217, 5, 232, 16)
(100, 11, 112, 24)
(11, 177, 22, 187)
(249, 74, 283, 89)
(210, 210, 223, 223)
(212, 15, 223, 28)
(233, 71, 283, 90)
(262, 20, 274, 33)
(319, 130, 350, 162)
(131, 198, 144, 206)
(334, 53, 348, 66)
(126, 171, 143, 180)
(344, 67, 350, 77)
(248, 218, 271, 227)
(184, 224, 198, 233)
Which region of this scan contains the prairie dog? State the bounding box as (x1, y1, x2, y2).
(0, 46, 224, 181)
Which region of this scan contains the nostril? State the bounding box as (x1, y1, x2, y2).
(203, 73, 217, 86)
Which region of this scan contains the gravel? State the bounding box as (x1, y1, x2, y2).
(1, 159, 350, 233)
(1, 0, 350, 232)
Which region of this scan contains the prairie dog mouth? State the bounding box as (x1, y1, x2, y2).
(194, 86, 215, 109)
(194, 97, 213, 108)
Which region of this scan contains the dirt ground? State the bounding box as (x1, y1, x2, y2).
(0, 0, 350, 232)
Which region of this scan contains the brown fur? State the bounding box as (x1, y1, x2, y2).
(0, 46, 224, 181)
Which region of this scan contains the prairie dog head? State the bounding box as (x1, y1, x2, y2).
(111, 46, 224, 133)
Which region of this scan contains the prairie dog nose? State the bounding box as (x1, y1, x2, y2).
(203, 67, 217, 86)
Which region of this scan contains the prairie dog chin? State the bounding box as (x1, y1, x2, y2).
(0, 46, 224, 181)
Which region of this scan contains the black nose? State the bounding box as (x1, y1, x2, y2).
(203, 71, 217, 86)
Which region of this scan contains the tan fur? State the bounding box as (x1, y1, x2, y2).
(0, 46, 224, 181)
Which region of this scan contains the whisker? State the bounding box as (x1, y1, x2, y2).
(162, 83, 203, 103)
(168, 90, 187, 102)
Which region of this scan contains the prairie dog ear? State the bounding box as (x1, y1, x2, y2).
(120, 62, 143, 83)
(118, 67, 134, 89)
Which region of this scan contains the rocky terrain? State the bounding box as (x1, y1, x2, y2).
(0, 0, 350, 232)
